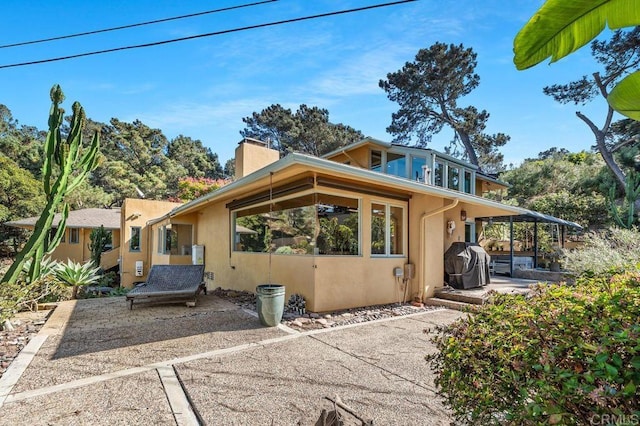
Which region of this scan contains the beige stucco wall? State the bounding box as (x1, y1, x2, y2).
(408, 194, 447, 300)
(120, 198, 181, 288)
(49, 228, 89, 263)
(325, 145, 370, 169)
(186, 189, 410, 312)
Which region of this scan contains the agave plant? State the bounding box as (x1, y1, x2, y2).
(22, 257, 59, 282)
(54, 260, 101, 299)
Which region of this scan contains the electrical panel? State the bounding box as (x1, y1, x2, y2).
(192, 245, 204, 265)
(134, 260, 143, 277)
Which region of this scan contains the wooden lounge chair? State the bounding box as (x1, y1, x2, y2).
(126, 264, 206, 310)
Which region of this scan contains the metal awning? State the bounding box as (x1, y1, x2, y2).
(476, 212, 583, 230)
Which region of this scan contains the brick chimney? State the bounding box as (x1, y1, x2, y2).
(234, 137, 280, 179)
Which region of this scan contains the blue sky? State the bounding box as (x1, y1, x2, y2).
(0, 0, 618, 167)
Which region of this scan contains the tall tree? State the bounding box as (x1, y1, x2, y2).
(166, 135, 223, 179)
(0, 105, 45, 177)
(223, 158, 235, 179)
(379, 42, 509, 171)
(90, 118, 187, 203)
(0, 155, 45, 255)
(241, 104, 364, 157)
(539, 28, 640, 189)
(500, 150, 611, 229)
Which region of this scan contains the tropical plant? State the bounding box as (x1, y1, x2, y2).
(608, 171, 640, 228)
(0, 85, 100, 286)
(427, 271, 640, 425)
(88, 225, 111, 267)
(513, 0, 640, 120)
(54, 260, 101, 299)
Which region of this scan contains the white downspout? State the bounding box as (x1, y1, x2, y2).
(418, 199, 459, 302)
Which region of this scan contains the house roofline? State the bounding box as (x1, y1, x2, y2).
(155, 152, 579, 229)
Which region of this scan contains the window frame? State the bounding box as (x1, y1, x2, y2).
(156, 223, 193, 255)
(69, 228, 80, 244)
(129, 226, 141, 252)
(370, 201, 406, 258)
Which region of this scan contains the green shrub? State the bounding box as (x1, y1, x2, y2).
(427, 273, 640, 425)
(564, 227, 640, 277)
(0, 258, 69, 323)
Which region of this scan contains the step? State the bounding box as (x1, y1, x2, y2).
(424, 298, 479, 312)
(434, 290, 486, 305)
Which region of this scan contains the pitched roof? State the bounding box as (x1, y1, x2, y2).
(5, 208, 121, 230)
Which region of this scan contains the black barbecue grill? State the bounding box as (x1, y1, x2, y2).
(444, 242, 491, 289)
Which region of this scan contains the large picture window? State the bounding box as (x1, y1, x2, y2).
(234, 193, 359, 256)
(371, 203, 405, 256)
(386, 152, 406, 178)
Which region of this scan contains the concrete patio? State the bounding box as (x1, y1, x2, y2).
(429, 275, 539, 308)
(0, 295, 464, 425)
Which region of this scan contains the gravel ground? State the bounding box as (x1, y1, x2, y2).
(0, 309, 51, 379)
(1, 289, 443, 380)
(211, 287, 442, 331)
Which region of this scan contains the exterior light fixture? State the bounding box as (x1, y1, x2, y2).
(460, 209, 467, 221)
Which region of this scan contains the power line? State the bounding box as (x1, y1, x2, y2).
(0, 0, 278, 49)
(0, 0, 417, 70)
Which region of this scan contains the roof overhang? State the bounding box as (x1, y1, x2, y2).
(159, 153, 572, 229)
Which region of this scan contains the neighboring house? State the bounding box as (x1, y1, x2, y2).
(5, 208, 122, 270)
(5, 137, 580, 312)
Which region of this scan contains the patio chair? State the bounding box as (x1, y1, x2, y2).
(126, 264, 206, 310)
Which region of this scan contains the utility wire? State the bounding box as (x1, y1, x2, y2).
(0, 0, 278, 49)
(0, 0, 417, 70)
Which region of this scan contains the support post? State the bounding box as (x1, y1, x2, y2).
(509, 216, 514, 277)
(533, 220, 538, 269)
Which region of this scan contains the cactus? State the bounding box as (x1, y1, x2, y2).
(1, 85, 100, 286)
(608, 171, 640, 229)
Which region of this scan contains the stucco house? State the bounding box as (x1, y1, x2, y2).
(6, 137, 580, 312)
(5, 208, 122, 271)
(118, 137, 579, 312)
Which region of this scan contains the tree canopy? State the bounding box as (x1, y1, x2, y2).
(240, 104, 364, 157)
(500, 149, 613, 229)
(379, 42, 509, 172)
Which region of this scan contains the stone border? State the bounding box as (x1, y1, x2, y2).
(0, 300, 75, 408)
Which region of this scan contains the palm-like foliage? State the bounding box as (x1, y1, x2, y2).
(514, 0, 640, 120)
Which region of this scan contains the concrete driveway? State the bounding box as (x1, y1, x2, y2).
(0, 295, 463, 425)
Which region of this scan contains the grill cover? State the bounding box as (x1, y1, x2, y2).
(444, 242, 491, 289)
